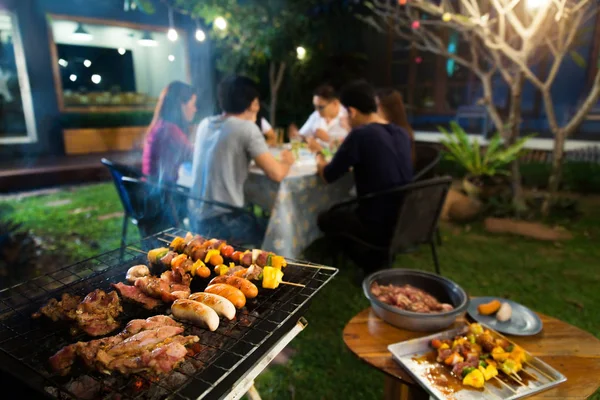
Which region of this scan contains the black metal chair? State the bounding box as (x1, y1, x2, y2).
(321, 176, 452, 276)
(413, 143, 442, 181)
(121, 177, 265, 248)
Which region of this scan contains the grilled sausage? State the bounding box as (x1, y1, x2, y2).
(189, 292, 236, 320)
(204, 284, 246, 309)
(171, 299, 219, 331)
(208, 276, 258, 299)
(126, 265, 150, 283)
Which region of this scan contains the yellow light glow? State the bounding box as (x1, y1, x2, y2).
(215, 17, 227, 31)
(526, 0, 549, 10)
(296, 46, 306, 60)
(442, 13, 452, 22)
(167, 28, 178, 42)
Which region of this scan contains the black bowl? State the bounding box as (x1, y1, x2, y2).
(363, 269, 469, 331)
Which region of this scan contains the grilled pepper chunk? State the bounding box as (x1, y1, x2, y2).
(478, 364, 498, 381)
(262, 266, 284, 289)
(148, 248, 169, 264)
(463, 369, 485, 388)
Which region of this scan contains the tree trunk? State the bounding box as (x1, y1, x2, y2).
(541, 129, 566, 216)
(268, 61, 287, 128)
(506, 72, 527, 212)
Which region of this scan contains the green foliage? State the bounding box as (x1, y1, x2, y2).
(440, 121, 531, 177)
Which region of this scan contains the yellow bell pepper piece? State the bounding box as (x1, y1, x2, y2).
(263, 266, 284, 289)
(148, 247, 169, 264)
(491, 346, 509, 362)
(170, 237, 185, 251)
(214, 264, 229, 276)
(271, 255, 287, 269)
(509, 346, 528, 363)
(478, 365, 498, 381)
(469, 323, 484, 335)
(462, 369, 485, 388)
(205, 249, 220, 263)
(439, 343, 450, 350)
(190, 259, 206, 276)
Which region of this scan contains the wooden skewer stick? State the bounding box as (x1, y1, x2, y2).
(520, 368, 537, 379)
(507, 374, 526, 387)
(511, 372, 523, 382)
(286, 261, 337, 271)
(492, 377, 517, 394)
(163, 233, 178, 238)
(127, 246, 147, 254)
(281, 281, 305, 288)
(157, 237, 171, 244)
(524, 361, 554, 381)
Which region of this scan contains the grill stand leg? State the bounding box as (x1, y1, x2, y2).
(246, 384, 262, 400)
(430, 241, 441, 276)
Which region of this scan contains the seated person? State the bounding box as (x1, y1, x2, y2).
(376, 88, 416, 165)
(313, 80, 413, 255)
(289, 84, 349, 145)
(142, 81, 196, 183)
(191, 76, 295, 244)
(255, 107, 277, 146)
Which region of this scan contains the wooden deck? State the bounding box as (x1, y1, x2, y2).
(0, 151, 142, 193)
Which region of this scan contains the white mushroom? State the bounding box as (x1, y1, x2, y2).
(126, 265, 150, 284)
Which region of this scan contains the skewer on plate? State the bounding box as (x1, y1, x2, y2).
(524, 361, 554, 381)
(492, 376, 518, 393)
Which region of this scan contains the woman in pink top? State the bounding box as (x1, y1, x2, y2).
(142, 81, 197, 183)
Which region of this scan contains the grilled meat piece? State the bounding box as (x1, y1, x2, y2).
(112, 282, 162, 310)
(244, 264, 263, 281)
(75, 290, 122, 336)
(49, 315, 197, 376)
(32, 293, 81, 321)
(134, 267, 191, 303)
(106, 326, 184, 357)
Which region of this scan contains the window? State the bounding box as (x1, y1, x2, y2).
(49, 16, 189, 112)
(0, 11, 37, 144)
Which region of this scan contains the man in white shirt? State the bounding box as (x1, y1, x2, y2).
(289, 84, 349, 144)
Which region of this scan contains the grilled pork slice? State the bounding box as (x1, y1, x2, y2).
(49, 315, 197, 376)
(112, 282, 162, 310)
(75, 290, 123, 336)
(32, 293, 81, 321)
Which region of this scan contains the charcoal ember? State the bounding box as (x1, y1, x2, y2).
(194, 346, 218, 363)
(177, 358, 205, 376)
(142, 382, 169, 400)
(159, 371, 188, 390)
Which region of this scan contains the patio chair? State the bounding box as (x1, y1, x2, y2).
(122, 177, 265, 248)
(413, 143, 442, 181)
(320, 176, 452, 276)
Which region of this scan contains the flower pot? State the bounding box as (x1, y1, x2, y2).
(463, 175, 510, 200)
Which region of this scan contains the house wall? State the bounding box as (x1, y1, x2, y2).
(0, 0, 215, 160)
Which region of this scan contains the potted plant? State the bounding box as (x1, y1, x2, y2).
(440, 122, 531, 199)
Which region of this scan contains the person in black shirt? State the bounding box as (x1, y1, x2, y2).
(313, 80, 413, 253)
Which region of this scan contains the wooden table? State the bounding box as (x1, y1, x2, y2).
(343, 308, 600, 400)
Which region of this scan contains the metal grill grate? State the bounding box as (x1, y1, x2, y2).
(0, 228, 338, 400)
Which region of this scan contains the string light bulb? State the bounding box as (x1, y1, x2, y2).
(214, 16, 227, 31)
(526, 0, 549, 10)
(442, 13, 452, 22)
(399, 0, 407, 4)
(167, 7, 178, 41)
(411, 20, 420, 29)
(415, 56, 423, 64)
(296, 46, 307, 60)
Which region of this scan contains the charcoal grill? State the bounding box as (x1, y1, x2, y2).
(0, 228, 338, 400)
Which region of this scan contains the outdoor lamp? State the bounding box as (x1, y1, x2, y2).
(215, 17, 227, 31)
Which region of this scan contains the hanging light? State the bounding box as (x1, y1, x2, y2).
(58, 58, 68, 67)
(83, 59, 92, 68)
(296, 46, 307, 60)
(411, 20, 420, 29)
(167, 7, 178, 41)
(138, 31, 158, 47)
(118, 47, 126, 55)
(91, 74, 101, 84)
(214, 16, 227, 31)
(442, 13, 452, 22)
(195, 20, 206, 42)
(69, 74, 77, 82)
(72, 23, 93, 41)
(168, 54, 175, 62)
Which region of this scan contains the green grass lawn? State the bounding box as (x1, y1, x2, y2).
(2, 183, 600, 399)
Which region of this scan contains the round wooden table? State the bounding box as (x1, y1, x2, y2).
(343, 307, 600, 400)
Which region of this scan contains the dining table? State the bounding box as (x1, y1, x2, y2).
(244, 145, 354, 258)
(343, 306, 600, 400)
(177, 145, 354, 258)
